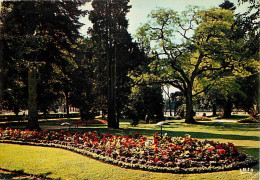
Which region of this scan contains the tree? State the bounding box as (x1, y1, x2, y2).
(89, 0, 140, 129)
(70, 38, 98, 120)
(198, 0, 260, 118)
(136, 7, 258, 123)
(0, 1, 87, 130)
(198, 76, 244, 117)
(219, 0, 236, 10)
(233, 73, 259, 113)
(125, 84, 164, 124)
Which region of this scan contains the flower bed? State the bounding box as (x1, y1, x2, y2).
(194, 116, 212, 121)
(86, 119, 108, 124)
(0, 128, 257, 174)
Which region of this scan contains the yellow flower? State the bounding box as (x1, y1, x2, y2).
(184, 150, 190, 155)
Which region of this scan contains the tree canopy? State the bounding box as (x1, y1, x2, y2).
(135, 7, 258, 123)
(0, 0, 87, 129)
(89, 0, 143, 128)
(0, 1, 258, 129)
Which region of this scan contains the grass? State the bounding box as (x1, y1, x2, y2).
(0, 117, 259, 180)
(0, 144, 259, 180)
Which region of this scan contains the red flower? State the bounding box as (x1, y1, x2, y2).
(217, 149, 226, 155)
(176, 145, 182, 149)
(135, 132, 140, 138)
(94, 137, 98, 142)
(228, 143, 234, 147)
(209, 148, 213, 152)
(216, 145, 221, 149)
(155, 147, 159, 153)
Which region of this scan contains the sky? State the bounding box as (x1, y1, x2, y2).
(79, 0, 249, 36)
(79, 0, 250, 94)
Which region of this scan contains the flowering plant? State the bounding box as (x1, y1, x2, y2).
(0, 127, 257, 173)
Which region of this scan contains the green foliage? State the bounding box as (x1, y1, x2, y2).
(195, 0, 260, 115)
(88, 0, 143, 128)
(0, 1, 87, 128)
(135, 6, 258, 123)
(233, 73, 259, 112)
(70, 38, 98, 120)
(125, 84, 164, 122)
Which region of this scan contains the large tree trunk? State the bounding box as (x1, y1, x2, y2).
(174, 100, 177, 116)
(223, 99, 232, 118)
(212, 104, 217, 116)
(107, 56, 117, 129)
(185, 86, 195, 123)
(168, 98, 172, 116)
(65, 91, 70, 118)
(27, 67, 40, 130)
(106, 2, 118, 129)
(116, 107, 120, 128)
(14, 106, 20, 121)
(80, 108, 91, 121)
(0, 39, 3, 114)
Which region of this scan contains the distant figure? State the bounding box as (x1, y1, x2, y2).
(202, 113, 206, 117)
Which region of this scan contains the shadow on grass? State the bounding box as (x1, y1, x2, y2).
(0, 169, 53, 180)
(0, 169, 26, 180)
(0, 173, 19, 179)
(2, 119, 259, 142)
(215, 114, 249, 120)
(38, 171, 53, 179)
(69, 125, 260, 142)
(196, 121, 260, 132)
(236, 146, 260, 170)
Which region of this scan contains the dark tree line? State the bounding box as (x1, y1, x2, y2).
(0, 0, 258, 130)
(0, 0, 87, 129)
(0, 0, 163, 130)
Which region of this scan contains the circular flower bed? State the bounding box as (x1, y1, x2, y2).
(0, 128, 257, 174)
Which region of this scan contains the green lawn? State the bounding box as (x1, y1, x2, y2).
(0, 118, 259, 180)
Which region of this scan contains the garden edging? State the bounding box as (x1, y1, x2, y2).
(0, 139, 257, 174)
